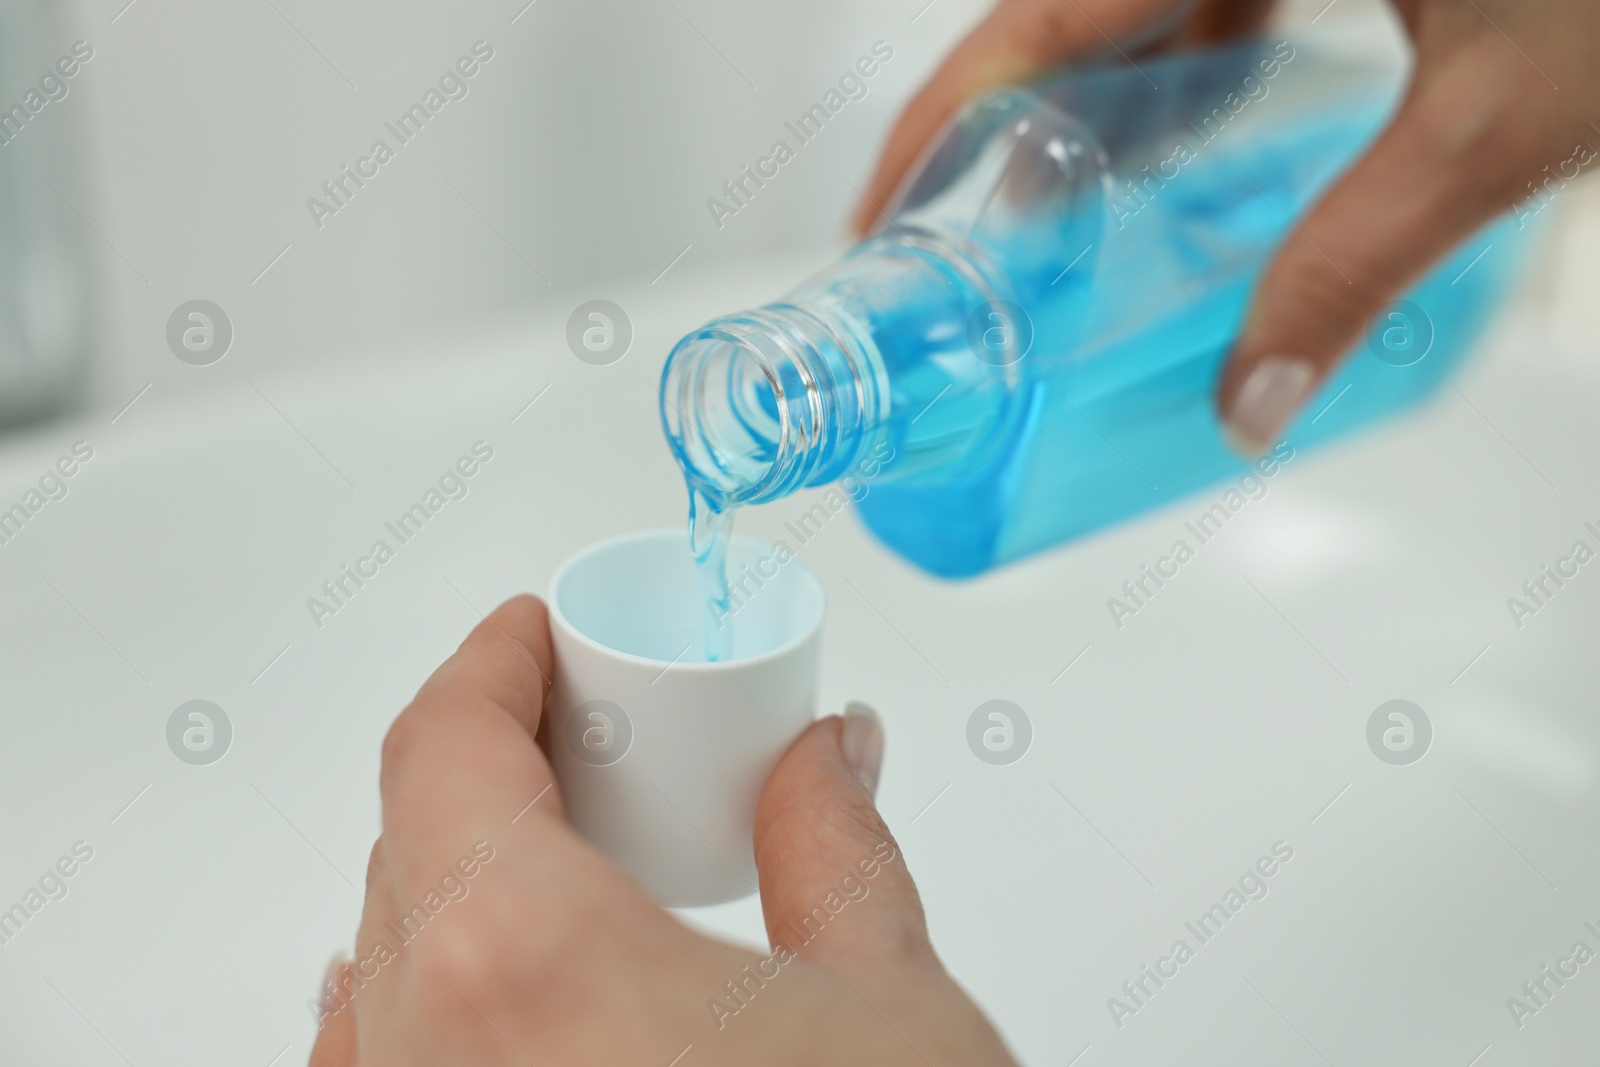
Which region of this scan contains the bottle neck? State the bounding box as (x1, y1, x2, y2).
(659, 302, 887, 511)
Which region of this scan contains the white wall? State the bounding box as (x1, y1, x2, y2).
(27, 0, 988, 407)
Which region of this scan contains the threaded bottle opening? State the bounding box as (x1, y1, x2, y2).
(660, 306, 878, 510)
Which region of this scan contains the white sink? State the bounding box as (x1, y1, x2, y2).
(2, 212, 1599, 1065)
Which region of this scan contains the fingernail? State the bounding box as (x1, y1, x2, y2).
(323, 955, 349, 991)
(840, 701, 884, 795)
(1223, 356, 1315, 458)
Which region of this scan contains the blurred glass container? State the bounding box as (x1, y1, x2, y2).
(0, 0, 93, 428)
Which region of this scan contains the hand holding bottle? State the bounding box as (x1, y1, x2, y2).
(308, 595, 1016, 1067)
(853, 0, 1600, 455)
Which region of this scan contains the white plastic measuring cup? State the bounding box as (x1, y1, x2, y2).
(547, 529, 826, 906)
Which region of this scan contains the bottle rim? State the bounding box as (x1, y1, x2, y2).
(660, 314, 800, 508)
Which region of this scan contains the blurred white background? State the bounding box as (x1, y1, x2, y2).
(48, 0, 988, 408)
(6, 2, 1600, 1066)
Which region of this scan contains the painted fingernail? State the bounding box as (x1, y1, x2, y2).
(841, 701, 884, 795)
(1223, 356, 1315, 458)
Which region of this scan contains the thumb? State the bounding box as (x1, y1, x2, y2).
(752, 704, 935, 979)
(1216, 55, 1540, 455)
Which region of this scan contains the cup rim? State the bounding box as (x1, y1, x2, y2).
(548, 527, 827, 671)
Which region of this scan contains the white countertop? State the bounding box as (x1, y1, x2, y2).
(3, 189, 1600, 1065)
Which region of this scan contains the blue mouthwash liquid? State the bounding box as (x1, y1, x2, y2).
(666, 40, 1528, 651)
(690, 491, 734, 661)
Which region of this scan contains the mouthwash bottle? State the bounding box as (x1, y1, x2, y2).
(660, 39, 1526, 586)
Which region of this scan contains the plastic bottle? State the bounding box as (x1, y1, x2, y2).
(660, 39, 1526, 584)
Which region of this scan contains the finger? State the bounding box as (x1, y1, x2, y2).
(350, 836, 400, 986)
(307, 961, 359, 1067)
(851, 0, 1183, 234)
(753, 705, 933, 979)
(1217, 47, 1552, 455)
(378, 594, 568, 897)
(308, 841, 401, 1045)
(1165, 0, 1276, 48)
(356, 836, 398, 941)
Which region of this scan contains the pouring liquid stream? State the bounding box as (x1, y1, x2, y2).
(689, 488, 734, 662)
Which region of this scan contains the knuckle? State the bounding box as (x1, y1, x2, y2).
(815, 791, 896, 850)
(364, 838, 386, 889)
(1408, 52, 1552, 207)
(973, 0, 1088, 70)
(757, 783, 896, 868)
(1269, 251, 1382, 347)
(411, 915, 518, 1021)
(1010, 3, 1089, 67)
(379, 705, 427, 785)
(408, 877, 632, 1022)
